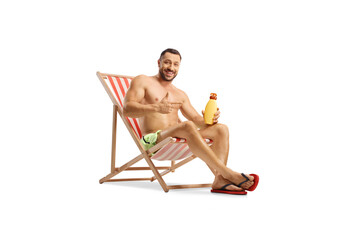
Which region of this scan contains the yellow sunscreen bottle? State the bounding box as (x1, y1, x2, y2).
(204, 93, 218, 125)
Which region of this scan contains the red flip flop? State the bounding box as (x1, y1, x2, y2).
(247, 174, 259, 191)
(211, 184, 247, 195)
(237, 173, 259, 192)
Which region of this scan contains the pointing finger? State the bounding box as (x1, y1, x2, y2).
(169, 102, 183, 107)
(169, 101, 182, 104)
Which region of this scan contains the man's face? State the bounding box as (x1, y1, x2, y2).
(158, 52, 181, 81)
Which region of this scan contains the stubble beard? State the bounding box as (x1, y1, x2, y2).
(159, 70, 177, 82)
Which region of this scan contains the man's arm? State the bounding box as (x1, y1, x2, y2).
(180, 91, 220, 128)
(180, 92, 207, 128)
(123, 76, 156, 118)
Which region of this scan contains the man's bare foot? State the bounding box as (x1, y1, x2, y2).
(222, 171, 255, 190)
(212, 174, 245, 191)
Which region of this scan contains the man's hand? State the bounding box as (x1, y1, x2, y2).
(202, 108, 220, 124)
(156, 92, 182, 114)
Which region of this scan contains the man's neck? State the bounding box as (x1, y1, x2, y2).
(155, 73, 173, 88)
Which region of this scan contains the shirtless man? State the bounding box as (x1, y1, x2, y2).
(123, 48, 257, 193)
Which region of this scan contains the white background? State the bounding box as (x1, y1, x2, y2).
(1, 0, 359, 239)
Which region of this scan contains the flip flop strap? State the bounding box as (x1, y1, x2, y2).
(220, 183, 234, 190)
(237, 173, 250, 188)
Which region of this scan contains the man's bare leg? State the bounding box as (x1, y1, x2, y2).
(198, 124, 245, 191)
(199, 123, 229, 165)
(157, 121, 254, 190)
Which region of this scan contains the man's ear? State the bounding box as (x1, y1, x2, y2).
(157, 59, 160, 67)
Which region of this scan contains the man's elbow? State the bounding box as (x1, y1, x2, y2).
(123, 104, 138, 118)
(123, 104, 131, 117)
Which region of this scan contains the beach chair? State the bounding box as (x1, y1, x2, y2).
(97, 72, 212, 192)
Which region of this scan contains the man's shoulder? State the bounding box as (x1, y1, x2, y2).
(133, 74, 151, 81)
(172, 85, 186, 95)
(131, 74, 153, 86)
(172, 86, 189, 101)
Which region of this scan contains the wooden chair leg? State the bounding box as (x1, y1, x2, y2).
(151, 155, 196, 181)
(171, 160, 175, 172)
(111, 105, 118, 172)
(99, 153, 144, 183)
(143, 155, 169, 192)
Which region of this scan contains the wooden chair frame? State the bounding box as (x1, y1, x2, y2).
(97, 72, 211, 192)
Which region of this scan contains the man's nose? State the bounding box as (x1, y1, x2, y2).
(168, 64, 175, 71)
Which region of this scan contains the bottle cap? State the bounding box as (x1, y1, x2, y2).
(210, 93, 217, 100)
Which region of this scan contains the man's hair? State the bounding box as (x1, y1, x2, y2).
(159, 48, 182, 61)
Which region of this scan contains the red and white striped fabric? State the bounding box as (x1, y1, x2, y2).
(105, 75, 212, 161)
(105, 75, 142, 139)
(151, 138, 212, 161)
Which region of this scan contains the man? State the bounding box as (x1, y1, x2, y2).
(123, 48, 258, 194)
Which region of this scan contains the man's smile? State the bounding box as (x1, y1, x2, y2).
(164, 69, 175, 77)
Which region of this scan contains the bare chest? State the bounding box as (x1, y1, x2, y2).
(142, 83, 183, 105)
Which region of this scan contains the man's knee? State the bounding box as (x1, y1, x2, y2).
(179, 121, 199, 139)
(181, 121, 197, 132)
(214, 123, 229, 137)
